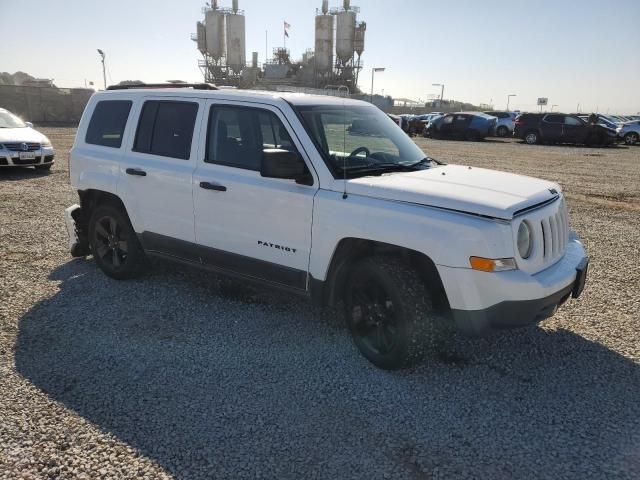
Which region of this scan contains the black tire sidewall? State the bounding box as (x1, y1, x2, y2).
(625, 132, 638, 144)
(345, 260, 413, 369)
(89, 204, 144, 280)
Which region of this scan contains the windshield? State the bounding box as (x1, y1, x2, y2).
(0, 110, 27, 128)
(295, 104, 431, 177)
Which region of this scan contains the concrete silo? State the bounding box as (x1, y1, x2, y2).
(335, 8, 356, 65)
(226, 0, 246, 74)
(314, 1, 334, 72)
(205, 7, 226, 60)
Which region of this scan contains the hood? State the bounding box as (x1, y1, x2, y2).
(347, 165, 560, 220)
(0, 127, 48, 144)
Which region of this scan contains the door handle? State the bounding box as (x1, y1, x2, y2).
(199, 181, 227, 192)
(126, 168, 147, 177)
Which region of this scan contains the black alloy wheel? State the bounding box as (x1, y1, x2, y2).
(89, 204, 146, 279)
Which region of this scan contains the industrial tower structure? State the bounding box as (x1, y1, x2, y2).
(192, 0, 366, 91)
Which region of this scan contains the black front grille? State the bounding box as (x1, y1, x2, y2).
(12, 156, 42, 165)
(4, 142, 41, 152)
(0, 159, 8, 166)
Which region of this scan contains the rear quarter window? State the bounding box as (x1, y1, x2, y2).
(85, 100, 132, 148)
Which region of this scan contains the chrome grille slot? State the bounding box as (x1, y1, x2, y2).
(515, 196, 570, 274)
(4, 142, 41, 152)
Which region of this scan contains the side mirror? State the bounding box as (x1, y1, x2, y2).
(25, 122, 34, 128)
(261, 149, 311, 184)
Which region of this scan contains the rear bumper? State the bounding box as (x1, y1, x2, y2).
(438, 236, 588, 336)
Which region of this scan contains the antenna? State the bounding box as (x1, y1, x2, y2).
(342, 99, 348, 199)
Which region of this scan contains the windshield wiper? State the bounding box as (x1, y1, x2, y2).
(407, 156, 445, 168)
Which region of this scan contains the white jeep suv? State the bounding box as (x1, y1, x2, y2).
(0, 108, 55, 170)
(65, 84, 588, 369)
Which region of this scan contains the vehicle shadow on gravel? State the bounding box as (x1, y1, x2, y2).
(0, 166, 52, 180)
(14, 259, 640, 479)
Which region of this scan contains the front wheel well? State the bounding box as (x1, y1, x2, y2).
(77, 190, 130, 232)
(318, 238, 450, 313)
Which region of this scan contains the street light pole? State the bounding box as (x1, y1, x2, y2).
(97, 49, 106, 90)
(370, 67, 385, 103)
(506, 94, 516, 111)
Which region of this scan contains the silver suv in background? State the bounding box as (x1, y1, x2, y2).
(483, 111, 517, 137)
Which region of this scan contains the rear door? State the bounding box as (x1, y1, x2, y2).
(117, 96, 204, 246)
(192, 100, 318, 290)
(540, 114, 564, 141)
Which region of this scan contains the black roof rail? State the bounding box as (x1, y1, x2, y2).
(106, 83, 218, 91)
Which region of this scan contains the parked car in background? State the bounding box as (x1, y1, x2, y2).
(483, 111, 517, 137)
(616, 120, 640, 145)
(577, 114, 617, 130)
(0, 108, 55, 170)
(513, 113, 617, 146)
(426, 112, 497, 141)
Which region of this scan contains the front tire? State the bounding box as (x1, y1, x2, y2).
(88, 204, 146, 280)
(624, 132, 639, 145)
(344, 256, 453, 370)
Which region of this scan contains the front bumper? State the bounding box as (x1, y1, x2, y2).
(0, 148, 55, 167)
(64, 204, 90, 257)
(438, 235, 588, 336)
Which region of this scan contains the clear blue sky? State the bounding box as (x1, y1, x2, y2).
(1, 0, 638, 113)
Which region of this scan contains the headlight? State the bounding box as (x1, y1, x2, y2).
(41, 141, 52, 148)
(517, 221, 532, 259)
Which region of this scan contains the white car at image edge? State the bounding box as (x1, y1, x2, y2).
(0, 108, 55, 170)
(64, 85, 589, 370)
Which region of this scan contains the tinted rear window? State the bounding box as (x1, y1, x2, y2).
(544, 114, 564, 123)
(85, 100, 132, 148)
(133, 101, 198, 160)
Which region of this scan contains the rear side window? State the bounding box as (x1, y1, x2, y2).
(134, 101, 198, 160)
(85, 100, 132, 148)
(206, 106, 297, 171)
(544, 114, 564, 123)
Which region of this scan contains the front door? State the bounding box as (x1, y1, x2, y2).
(118, 97, 203, 246)
(563, 115, 587, 143)
(192, 101, 318, 290)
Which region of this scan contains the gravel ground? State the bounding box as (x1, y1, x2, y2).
(1, 128, 639, 479)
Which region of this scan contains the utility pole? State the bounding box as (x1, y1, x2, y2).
(371, 67, 385, 103)
(97, 49, 106, 90)
(432, 83, 445, 107)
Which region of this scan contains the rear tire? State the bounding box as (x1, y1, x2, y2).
(624, 132, 639, 145)
(343, 256, 453, 370)
(88, 204, 146, 280)
(524, 131, 539, 145)
(496, 125, 509, 137)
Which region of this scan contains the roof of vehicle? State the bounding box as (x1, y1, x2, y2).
(93, 87, 370, 108)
